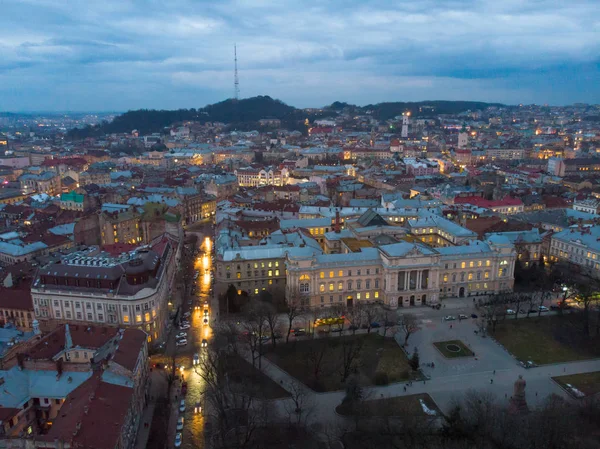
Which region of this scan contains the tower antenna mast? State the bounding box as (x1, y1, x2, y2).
(234, 44, 240, 101)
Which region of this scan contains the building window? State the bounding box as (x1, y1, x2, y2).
(77, 312, 82, 320)
(98, 314, 104, 321)
(319, 284, 325, 292)
(300, 283, 310, 293)
(66, 311, 71, 319)
(347, 281, 353, 290)
(338, 282, 343, 291)
(329, 271, 334, 278)
(461, 262, 466, 269)
(87, 313, 93, 320)
(357, 280, 362, 290)
(320, 272, 325, 279)
(329, 283, 334, 292)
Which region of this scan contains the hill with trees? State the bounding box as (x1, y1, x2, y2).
(66, 96, 504, 140)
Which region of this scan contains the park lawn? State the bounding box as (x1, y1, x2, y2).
(336, 393, 441, 417)
(553, 372, 600, 397)
(433, 340, 474, 358)
(493, 315, 600, 365)
(266, 333, 416, 392)
(223, 354, 291, 399)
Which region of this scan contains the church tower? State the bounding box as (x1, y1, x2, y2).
(458, 123, 469, 149)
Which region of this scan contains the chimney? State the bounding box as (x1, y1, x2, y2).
(334, 210, 341, 233)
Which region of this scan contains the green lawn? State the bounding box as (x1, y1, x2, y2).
(224, 354, 291, 399)
(553, 372, 600, 397)
(493, 315, 600, 365)
(336, 393, 440, 417)
(433, 340, 474, 358)
(266, 334, 417, 392)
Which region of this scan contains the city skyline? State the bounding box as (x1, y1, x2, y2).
(2, 0, 600, 112)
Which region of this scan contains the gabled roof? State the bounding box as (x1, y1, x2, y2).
(357, 209, 388, 227)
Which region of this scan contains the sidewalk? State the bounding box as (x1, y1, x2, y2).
(134, 371, 167, 449)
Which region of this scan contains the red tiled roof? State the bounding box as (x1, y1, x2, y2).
(0, 284, 34, 311)
(0, 407, 20, 423)
(28, 325, 119, 360)
(43, 372, 134, 449)
(112, 329, 146, 372)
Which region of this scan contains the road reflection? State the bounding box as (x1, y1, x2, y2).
(180, 235, 212, 449)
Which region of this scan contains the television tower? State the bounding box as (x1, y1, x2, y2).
(234, 44, 240, 101)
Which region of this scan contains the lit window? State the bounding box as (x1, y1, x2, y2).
(254, 289, 259, 295)
(268, 270, 273, 276)
(468, 273, 473, 280)
(329, 271, 334, 278)
(374, 291, 379, 298)
(144, 312, 150, 321)
(275, 261, 279, 267)
(237, 272, 241, 279)
(319, 284, 325, 292)
(443, 274, 448, 283)
(300, 274, 310, 281)
(365, 293, 370, 299)
(338, 282, 343, 291)
(486, 260, 491, 266)
(136, 315, 142, 323)
(320, 272, 325, 279)
(123, 316, 129, 323)
(469, 261, 474, 268)
(268, 262, 272, 268)
(338, 270, 343, 277)
(329, 283, 334, 292)
(461, 262, 466, 269)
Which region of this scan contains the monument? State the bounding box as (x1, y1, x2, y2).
(508, 375, 529, 414)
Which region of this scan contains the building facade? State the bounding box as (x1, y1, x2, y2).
(30, 234, 180, 343)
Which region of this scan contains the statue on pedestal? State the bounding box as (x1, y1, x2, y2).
(508, 375, 529, 414)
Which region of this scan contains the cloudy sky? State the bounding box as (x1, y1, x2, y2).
(1, 0, 599, 111)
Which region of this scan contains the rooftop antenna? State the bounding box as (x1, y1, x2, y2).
(234, 44, 240, 101)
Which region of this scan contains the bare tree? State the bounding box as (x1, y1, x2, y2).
(241, 301, 270, 369)
(398, 313, 419, 346)
(381, 309, 397, 337)
(345, 304, 364, 335)
(305, 337, 330, 388)
(338, 335, 364, 383)
(284, 292, 304, 343)
(263, 302, 280, 348)
(362, 304, 381, 334)
(283, 380, 315, 427)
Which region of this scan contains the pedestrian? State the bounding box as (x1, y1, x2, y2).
(450, 324, 453, 329)
(423, 380, 426, 385)
(490, 379, 493, 384)
(535, 391, 538, 397)
(404, 386, 407, 392)
(493, 370, 496, 375)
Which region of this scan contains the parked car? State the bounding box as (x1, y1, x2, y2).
(292, 328, 306, 336)
(176, 417, 184, 431)
(183, 312, 191, 317)
(538, 306, 549, 312)
(203, 317, 209, 324)
(176, 339, 188, 347)
(550, 304, 560, 310)
(179, 400, 186, 413)
(459, 314, 468, 320)
(470, 313, 478, 319)
(193, 353, 200, 365)
(180, 324, 190, 330)
(506, 309, 516, 315)
(370, 322, 381, 328)
(176, 332, 187, 339)
(175, 433, 182, 447)
(444, 315, 456, 321)
(201, 339, 208, 348)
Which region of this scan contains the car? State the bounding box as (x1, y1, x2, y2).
(176, 332, 187, 339)
(506, 309, 516, 315)
(538, 306, 549, 312)
(458, 314, 468, 320)
(471, 313, 478, 319)
(203, 317, 209, 324)
(370, 322, 381, 328)
(193, 353, 200, 364)
(176, 417, 184, 431)
(201, 339, 208, 348)
(444, 315, 456, 321)
(179, 400, 186, 413)
(550, 304, 560, 310)
(292, 329, 306, 337)
(176, 339, 188, 347)
(519, 309, 527, 314)
(203, 310, 209, 317)
(203, 301, 209, 309)
(331, 327, 343, 333)
(183, 311, 191, 317)
(180, 325, 190, 331)
(175, 433, 182, 447)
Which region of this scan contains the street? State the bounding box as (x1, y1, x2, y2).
(150, 224, 215, 449)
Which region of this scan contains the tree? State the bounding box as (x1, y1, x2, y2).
(409, 349, 420, 371)
(262, 301, 280, 348)
(305, 338, 330, 389)
(283, 381, 314, 427)
(381, 310, 396, 337)
(345, 304, 364, 335)
(241, 301, 270, 369)
(398, 313, 419, 346)
(362, 305, 381, 334)
(338, 336, 364, 384)
(284, 298, 303, 344)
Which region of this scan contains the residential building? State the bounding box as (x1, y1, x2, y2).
(99, 210, 142, 245)
(573, 198, 600, 215)
(549, 225, 600, 278)
(234, 167, 290, 187)
(30, 233, 180, 343)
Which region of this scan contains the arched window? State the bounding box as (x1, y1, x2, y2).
(299, 274, 310, 281)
